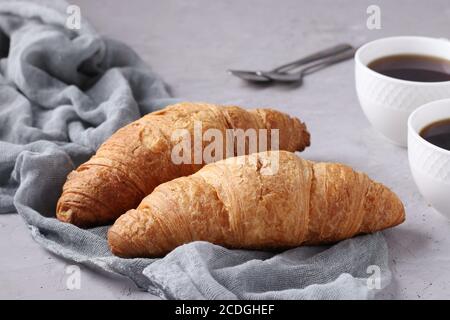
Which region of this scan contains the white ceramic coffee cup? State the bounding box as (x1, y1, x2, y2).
(408, 98, 450, 217)
(355, 36, 450, 147)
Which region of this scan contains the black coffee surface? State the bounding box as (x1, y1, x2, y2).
(420, 118, 450, 151)
(368, 54, 450, 82)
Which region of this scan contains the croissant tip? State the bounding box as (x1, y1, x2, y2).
(291, 117, 311, 151)
(56, 209, 73, 223)
(108, 226, 147, 258)
(396, 201, 406, 225)
(107, 229, 129, 258)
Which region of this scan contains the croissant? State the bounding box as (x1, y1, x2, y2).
(57, 103, 310, 227)
(108, 151, 405, 258)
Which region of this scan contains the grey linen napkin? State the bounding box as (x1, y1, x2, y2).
(0, 0, 392, 299)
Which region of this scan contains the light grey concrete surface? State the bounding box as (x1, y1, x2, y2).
(2, 0, 450, 299)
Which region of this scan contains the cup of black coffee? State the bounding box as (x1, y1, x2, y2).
(408, 99, 450, 217)
(355, 36, 450, 146)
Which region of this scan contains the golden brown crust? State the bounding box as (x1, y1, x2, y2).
(108, 151, 405, 258)
(57, 103, 310, 227)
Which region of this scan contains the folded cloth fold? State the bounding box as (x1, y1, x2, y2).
(0, 0, 391, 299)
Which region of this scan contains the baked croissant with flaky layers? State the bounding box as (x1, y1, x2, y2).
(108, 151, 405, 258)
(57, 103, 310, 227)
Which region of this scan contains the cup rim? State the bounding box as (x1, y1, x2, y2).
(355, 36, 450, 86)
(408, 98, 450, 155)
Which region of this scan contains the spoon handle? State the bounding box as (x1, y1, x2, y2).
(273, 43, 353, 73)
(300, 47, 356, 75)
(263, 47, 356, 82)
